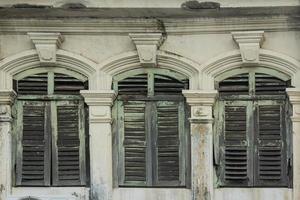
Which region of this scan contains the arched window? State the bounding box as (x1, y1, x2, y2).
(113, 69, 190, 187)
(13, 72, 88, 186)
(215, 72, 292, 187)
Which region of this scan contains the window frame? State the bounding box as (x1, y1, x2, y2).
(13, 71, 88, 187)
(112, 69, 190, 188)
(215, 71, 292, 187)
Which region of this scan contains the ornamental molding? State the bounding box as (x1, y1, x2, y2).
(80, 90, 116, 106)
(0, 90, 16, 105)
(100, 50, 200, 90)
(201, 49, 300, 88)
(232, 31, 264, 64)
(28, 32, 64, 65)
(129, 33, 164, 67)
(0, 49, 97, 90)
(182, 90, 217, 106)
(0, 16, 297, 35)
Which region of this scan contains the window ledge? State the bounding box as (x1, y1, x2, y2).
(9, 187, 89, 200)
(113, 188, 191, 200)
(214, 188, 292, 200)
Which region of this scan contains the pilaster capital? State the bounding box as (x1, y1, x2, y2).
(287, 88, 300, 122)
(129, 33, 164, 67)
(80, 90, 116, 106)
(182, 90, 217, 106)
(287, 88, 300, 105)
(232, 31, 264, 64)
(182, 90, 217, 123)
(28, 32, 64, 65)
(0, 90, 17, 105)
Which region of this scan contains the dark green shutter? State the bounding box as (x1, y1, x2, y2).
(53, 101, 86, 186)
(116, 70, 189, 187)
(255, 103, 287, 186)
(16, 73, 48, 95)
(121, 101, 147, 185)
(221, 103, 249, 186)
(16, 101, 50, 186)
(156, 101, 181, 185)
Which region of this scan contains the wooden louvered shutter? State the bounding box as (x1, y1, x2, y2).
(254, 102, 287, 186)
(52, 100, 86, 186)
(119, 101, 147, 185)
(155, 101, 185, 186)
(16, 73, 48, 95)
(16, 101, 50, 186)
(54, 73, 87, 95)
(220, 101, 250, 186)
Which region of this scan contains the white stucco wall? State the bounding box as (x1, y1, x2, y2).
(0, 0, 299, 8)
(0, 13, 299, 200)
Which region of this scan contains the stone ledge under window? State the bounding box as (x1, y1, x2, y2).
(9, 187, 89, 200)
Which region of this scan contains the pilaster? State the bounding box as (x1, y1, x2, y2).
(80, 90, 116, 200)
(182, 90, 217, 200)
(286, 88, 300, 200)
(0, 90, 16, 200)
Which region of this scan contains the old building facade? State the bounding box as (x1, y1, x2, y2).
(0, 1, 300, 200)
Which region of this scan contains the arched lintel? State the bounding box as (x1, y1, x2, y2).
(201, 49, 300, 88)
(100, 50, 200, 90)
(0, 49, 98, 90)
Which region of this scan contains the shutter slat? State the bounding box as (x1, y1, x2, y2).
(54, 73, 87, 95)
(154, 74, 188, 95)
(219, 74, 249, 96)
(123, 102, 147, 183)
(157, 102, 180, 183)
(20, 104, 48, 185)
(255, 73, 289, 95)
(118, 74, 148, 95)
(17, 73, 48, 95)
(223, 105, 249, 185)
(56, 105, 81, 185)
(256, 105, 287, 186)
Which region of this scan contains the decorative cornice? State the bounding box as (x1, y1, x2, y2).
(0, 90, 17, 105)
(0, 16, 298, 35)
(80, 90, 116, 106)
(28, 32, 64, 65)
(232, 31, 264, 64)
(129, 33, 163, 67)
(182, 90, 217, 106)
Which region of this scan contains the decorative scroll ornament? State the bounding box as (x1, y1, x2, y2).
(129, 33, 164, 67)
(28, 32, 64, 65)
(232, 31, 264, 64)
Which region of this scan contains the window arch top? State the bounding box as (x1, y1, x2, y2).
(217, 72, 291, 99)
(113, 69, 189, 98)
(14, 72, 88, 96)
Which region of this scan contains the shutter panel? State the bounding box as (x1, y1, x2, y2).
(255, 104, 287, 186)
(122, 101, 147, 184)
(255, 73, 289, 95)
(222, 104, 249, 186)
(17, 101, 50, 186)
(16, 73, 48, 95)
(54, 101, 86, 186)
(154, 74, 188, 95)
(118, 74, 148, 95)
(54, 73, 87, 95)
(156, 101, 181, 185)
(219, 74, 249, 96)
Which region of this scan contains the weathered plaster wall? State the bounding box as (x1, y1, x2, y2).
(0, 0, 299, 8)
(0, 14, 299, 200)
(2, 31, 300, 69)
